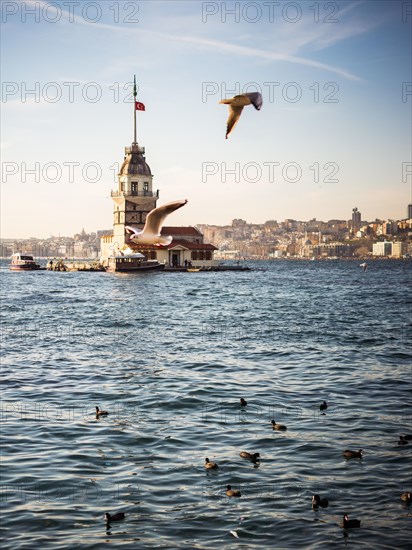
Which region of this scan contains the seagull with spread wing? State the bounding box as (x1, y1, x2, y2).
(219, 92, 263, 139)
(125, 199, 188, 246)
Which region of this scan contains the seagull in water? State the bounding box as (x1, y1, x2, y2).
(219, 92, 262, 139)
(126, 199, 188, 246)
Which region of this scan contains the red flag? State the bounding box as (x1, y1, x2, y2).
(135, 101, 145, 111)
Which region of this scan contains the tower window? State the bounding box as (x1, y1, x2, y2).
(143, 182, 149, 195)
(131, 182, 138, 194)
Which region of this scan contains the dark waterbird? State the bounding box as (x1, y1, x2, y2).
(239, 451, 260, 461)
(312, 494, 329, 508)
(95, 406, 109, 417)
(226, 485, 241, 497)
(400, 492, 411, 504)
(204, 457, 219, 469)
(105, 512, 125, 523)
(240, 398, 247, 407)
(271, 419, 287, 431)
(341, 514, 360, 528)
(320, 401, 328, 411)
(398, 435, 410, 445)
(343, 449, 362, 459)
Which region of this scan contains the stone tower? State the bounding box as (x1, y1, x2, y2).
(100, 77, 159, 263)
(110, 142, 158, 247)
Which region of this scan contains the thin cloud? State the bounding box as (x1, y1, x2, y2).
(24, 0, 127, 32)
(280, 1, 379, 54)
(24, 0, 364, 80)
(166, 34, 362, 81)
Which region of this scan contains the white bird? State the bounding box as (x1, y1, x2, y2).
(219, 92, 263, 139)
(125, 199, 188, 246)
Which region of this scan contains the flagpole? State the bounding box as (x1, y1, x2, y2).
(133, 75, 137, 144)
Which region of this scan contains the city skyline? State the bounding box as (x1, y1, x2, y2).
(2, 0, 411, 238)
(1, 201, 410, 243)
(2, 205, 410, 261)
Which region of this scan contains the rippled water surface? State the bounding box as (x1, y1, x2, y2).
(1, 260, 411, 549)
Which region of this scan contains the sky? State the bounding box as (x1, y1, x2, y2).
(1, 0, 411, 238)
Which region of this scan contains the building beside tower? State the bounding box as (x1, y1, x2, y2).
(100, 89, 217, 268)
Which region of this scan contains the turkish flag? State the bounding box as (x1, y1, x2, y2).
(135, 101, 145, 111)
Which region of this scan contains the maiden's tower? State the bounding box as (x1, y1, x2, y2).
(100, 78, 217, 268)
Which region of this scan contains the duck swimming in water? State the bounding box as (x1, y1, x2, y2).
(341, 514, 360, 528)
(312, 494, 329, 508)
(95, 406, 109, 417)
(105, 512, 125, 523)
(226, 485, 241, 497)
(343, 449, 362, 459)
(239, 451, 260, 461)
(400, 492, 411, 504)
(240, 398, 247, 407)
(320, 401, 328, 411)
(271, 420, 287, 431)
(204, 457, 219, 469)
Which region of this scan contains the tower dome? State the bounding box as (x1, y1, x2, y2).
(119, 143, 152, 176)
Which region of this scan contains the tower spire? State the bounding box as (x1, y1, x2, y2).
(133, 75, 137, 144)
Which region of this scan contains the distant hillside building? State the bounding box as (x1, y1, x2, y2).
(351, 207, 361, 233)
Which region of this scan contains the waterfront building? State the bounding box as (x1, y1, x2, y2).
(313, 242, 354, 257)
(391, 241, 407, 258)
(372, 241, 392, 256)
(126, 226, 217, 267)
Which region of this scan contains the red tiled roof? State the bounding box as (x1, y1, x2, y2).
(167, 239, 217, 250)
(126, 243, 158, 251)
(126, 240, 217, 252)
(161, 226, 203, 237)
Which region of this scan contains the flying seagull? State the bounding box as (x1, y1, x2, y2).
(126, 199, 188, 246)
(219, 92, 263, 139)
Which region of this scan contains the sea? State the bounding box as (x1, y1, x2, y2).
(1, 259, 411, 549)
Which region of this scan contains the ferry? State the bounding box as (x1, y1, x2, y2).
(9, 253, 41, 271)
(106, 252, 165, 273)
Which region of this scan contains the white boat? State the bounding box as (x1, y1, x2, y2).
(9, 253, 41, 271)
(106, 252, 165, 273)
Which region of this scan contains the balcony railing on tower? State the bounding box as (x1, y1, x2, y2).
(111, 190, 159, 198)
